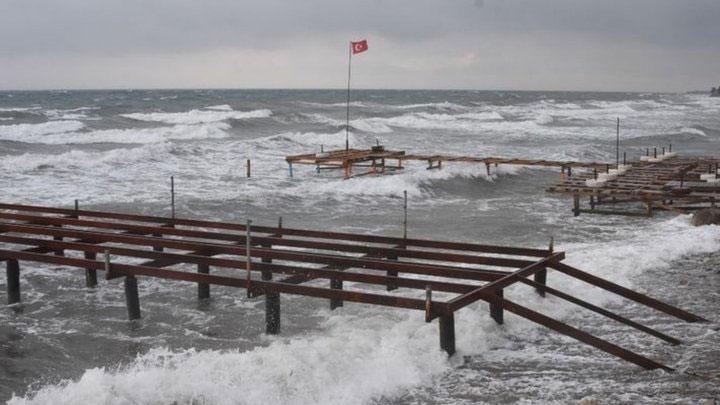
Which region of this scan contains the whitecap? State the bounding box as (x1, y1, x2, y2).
(121, 108, 272, 125)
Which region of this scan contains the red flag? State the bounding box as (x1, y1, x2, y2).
(351, 40, 368, 55)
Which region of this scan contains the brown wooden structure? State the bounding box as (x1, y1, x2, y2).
(0, 203, 707, 370)
(547, 154, 720, 217)
(285, 147, 611, 180)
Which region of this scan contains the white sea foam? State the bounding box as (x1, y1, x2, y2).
(347, 111, 505, 133)
(121, 108, 272, 125)
(264, 131, 360, 148)
(44, 107, 99, 120)
(679, 127, 707, 136)
(395, 101, 469, 111)
(0, 106, 41, 112)
(0, 122, 228, 145)
(0, 121, 85, 142)
(205, 104, 233, 111)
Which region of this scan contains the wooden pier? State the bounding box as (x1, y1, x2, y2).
(0, 202, 707, 370)
(285, 147, 610, 180)
(547, 152, 720, 217)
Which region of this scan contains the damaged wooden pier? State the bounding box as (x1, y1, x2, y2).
(547, 150, 720, 217)
(0, 203, 707, 371)
(285, 147, 610, 179)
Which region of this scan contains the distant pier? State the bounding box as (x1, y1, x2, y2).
(286, 146, 720, 218)
(285, 147, 610, 180)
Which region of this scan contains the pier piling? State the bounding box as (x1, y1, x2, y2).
(198, 263, 210, 299)
(439, 314, 455, 356)
(171, 176, 175, 220)
(84, 251, 98, 288)
(124, 275, 141, 320)
(490, 289, 504, 324)
(6, 259, 20, 305)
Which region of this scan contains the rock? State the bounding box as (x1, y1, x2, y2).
(691, 208, 720, 226)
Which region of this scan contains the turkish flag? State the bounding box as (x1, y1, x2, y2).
(351, 40, 368, 55)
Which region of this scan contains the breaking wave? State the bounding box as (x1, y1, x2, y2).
(0, 121, 85, 142)
(0, 123, 229, 145)
(121, 108, 272, 125)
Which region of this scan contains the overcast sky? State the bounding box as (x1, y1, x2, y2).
(2, 0, 719, 92)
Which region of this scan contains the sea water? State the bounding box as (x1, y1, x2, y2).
(0, 89, 718, 404)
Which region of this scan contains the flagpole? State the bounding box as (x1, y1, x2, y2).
(345, 42, 352, 152)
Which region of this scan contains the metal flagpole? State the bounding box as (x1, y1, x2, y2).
(345, 42, 352, 152)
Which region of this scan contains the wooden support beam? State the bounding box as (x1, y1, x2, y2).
(573, 194, 580, 217)
(503, 299, 672, 371)
(197, 263, 210, 300)
(6, 259, 20, 305)
(124, 275, 141, 320)
(84, 251, 98, 288)
(551, 262, 707, 322)
(439, 313, 455, 356)
(260, 243, 280, 334)
(490, 289, 504, 324)
(533, 267, 547, 297)
(330, 276, 343, 310)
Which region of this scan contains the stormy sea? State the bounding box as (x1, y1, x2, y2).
(0, 89, 719, 404)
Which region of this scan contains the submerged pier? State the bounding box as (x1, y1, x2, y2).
(285, 147, 610, 180)
(0, 202, 707, 370)
(547, 152, 720, 216)
(286, 146, 720, 218)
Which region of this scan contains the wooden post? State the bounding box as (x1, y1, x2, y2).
(573, 194, 580, 217)
(109, 249, 141, 320)
(198, 263, 210, 299)
(567, 166, 572, 177)
(439, 313, 455, 356)
(490, 289, 504, 324)
(247, 159, 251, 178)
(534, 237, 552, 297)
(124, 275, 141, 320)
(171, 176, 175, 219)
(246, 219, 252, 298)
(403, 190, 408, 240)
(288, 162, 294, 177)
(261, 243, 280, 334)
(152, 233, 163, 252)
(330, 277, 343, 310)
(6, 259, 20, 305)
(485, 163, 491, 176)
(425, 286, 432, 322)
(616, 117, 620, 168)
(645, 202, 654, 217)
(590, 196, 596, 210)
(84, 251, 98, 288)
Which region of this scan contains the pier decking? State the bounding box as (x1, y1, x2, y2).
(286, 146, 720, 217)
(1, 202, 707, 370)
(285, 147, 610, 179)
(547, 153, 720, 216)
